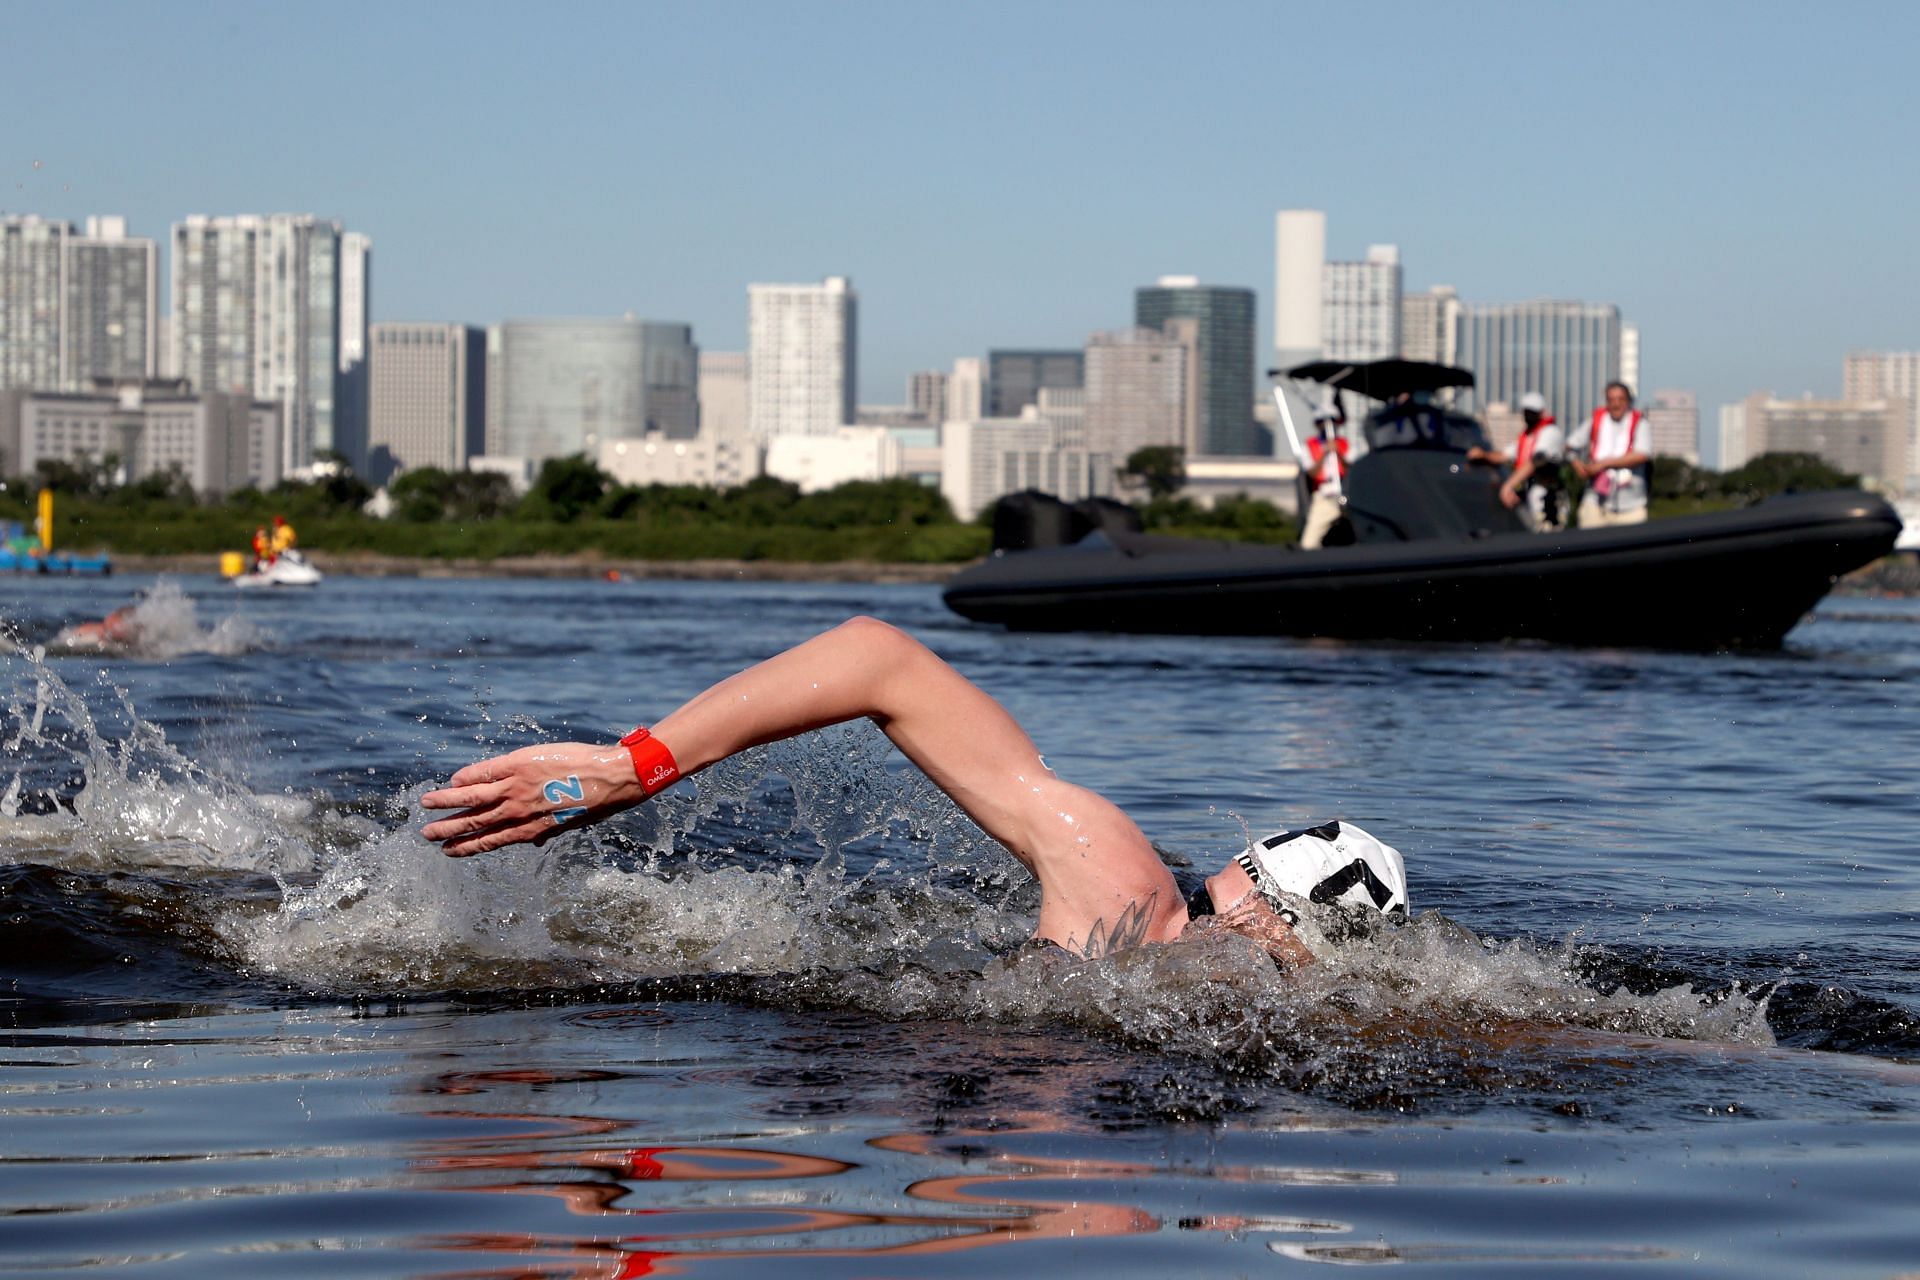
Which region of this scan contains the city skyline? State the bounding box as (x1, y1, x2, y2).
(6, 2, 1914, 427)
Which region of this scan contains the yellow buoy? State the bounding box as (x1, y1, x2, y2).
(37, 488, 53, 552)
(220, 551, 246, 578)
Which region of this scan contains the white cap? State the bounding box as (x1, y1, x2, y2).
(1312, 401, 1341, 423)
(1519, 392, 1547, 413)
(1238, 820, 1409, 918)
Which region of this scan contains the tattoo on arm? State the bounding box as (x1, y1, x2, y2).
(1074, 893, 1158, 959)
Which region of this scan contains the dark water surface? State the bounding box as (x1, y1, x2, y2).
(3, 574, 1916, 1277)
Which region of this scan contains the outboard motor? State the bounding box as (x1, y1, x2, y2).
(991, 492, 1145, 552)
(1071, 497, 1144, 542)
(991, 490, 1077, 552)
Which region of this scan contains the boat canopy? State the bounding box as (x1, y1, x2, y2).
(1272, 358, 1476, 401)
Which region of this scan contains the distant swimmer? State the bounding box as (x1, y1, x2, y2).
(422, 617, 1408, 967)
(53, 605, 141, 654)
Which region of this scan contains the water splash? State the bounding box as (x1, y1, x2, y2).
(0, 651, 1798, 1100)
(0, 640, 306, 872)
(47, 578, 269, 659)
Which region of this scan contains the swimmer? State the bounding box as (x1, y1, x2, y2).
(52, 605, 141, 653)
(421, 617, 1407, 967)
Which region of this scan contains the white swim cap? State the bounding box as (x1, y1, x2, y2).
(1236, 820, 1409, 918)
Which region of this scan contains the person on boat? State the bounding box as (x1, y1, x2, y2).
(1571, 382, 1651, 528)
(270, 515, 297, 559)
(420, 617, 1408, 968)
(251, 525, 272, 571)
(1467, 392, 1567, 531)
(1298, 402, 1351, 550)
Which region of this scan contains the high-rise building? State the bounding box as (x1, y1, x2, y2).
(698, 351, 749, 443)
(747, 276, 856, 438)
(1646, 389, 1699, 463)
(1134, 276, 1258, 456)
(0, 215, 156, 393)
(1845, 351, 1920, 483)
(1323, 245, 1402, 362)
(483, 317, 696, 465)
(1034, 385, 1086, 449)
(1743, 393, 1908, 485)
(367, 323, 485, 485)
(1453, 300, 1626, 424)
(1273, 209, 1325, 369)
(986, 349, 1083, 418)
(337, 232, 372, 469)
(1712, 402, 1748, 471)
(908, 370, 948, 423)
(1620, 324, 1641, 398)
(170, 213, 366, 474)
(1083, 323, 1196, 461)
(1400, 285, 1460, 365)
(946, 357, 985, 423)
(0, 216, 65, 391)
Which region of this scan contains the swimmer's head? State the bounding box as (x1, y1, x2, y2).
(1237, 820, 1409, 919)
(1190, 820, 1407, 965)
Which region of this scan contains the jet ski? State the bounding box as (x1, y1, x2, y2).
(942, 360, 1902, 650)
(233, 548, 323, 589)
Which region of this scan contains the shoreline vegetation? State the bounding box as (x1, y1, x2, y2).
(4, 448, 1906, 589)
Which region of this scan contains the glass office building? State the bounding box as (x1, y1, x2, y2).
(484, 318, 697, 464)
(1453, 300, 1624, 423)
(1134, 279, 1258, 456)
(986, 349, 1083, 418)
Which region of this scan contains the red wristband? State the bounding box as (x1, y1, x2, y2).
(619, 726, 682, 796)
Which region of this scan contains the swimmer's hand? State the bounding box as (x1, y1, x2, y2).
(420, 743, 642, 856)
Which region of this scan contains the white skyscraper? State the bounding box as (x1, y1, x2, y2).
(1713, 402, 1749, 471)
(1400, 285, 1460, 365)
(338, 232, 373, 470)
(946, 356, 985, 423)
(1845, 351, 1920, 485)
(747, 276, 857, 438)
(1323, 244, 1402, 362)
(1621, 323, 1641, 397)
(0, 214, 156, 392)
(1273, 210, 1326, 369)
(171, 213, 365, 473)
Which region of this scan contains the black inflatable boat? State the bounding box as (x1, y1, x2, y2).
(942, 361, 1902, 649)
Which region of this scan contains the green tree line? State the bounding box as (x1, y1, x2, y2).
(0, 447, 1868, 563)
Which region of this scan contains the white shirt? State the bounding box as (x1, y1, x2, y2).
(1572, 411, 1648, 511)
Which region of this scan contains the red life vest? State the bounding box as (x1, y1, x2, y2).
(1306, 436, 1349, 489)
(1515, 414, 1557, 469)
(1588, 408, 1643, 457)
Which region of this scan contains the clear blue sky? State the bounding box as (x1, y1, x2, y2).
(8, 0, 1915, 425)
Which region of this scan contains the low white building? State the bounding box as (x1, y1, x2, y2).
(468, 454, 536, 495)
(765, 426, 900, 493)
(1181, 457, 1302, 514)
(0, 380, 280, 497)
(941, 412, 1114, 521)
(600, 433, 763, 488)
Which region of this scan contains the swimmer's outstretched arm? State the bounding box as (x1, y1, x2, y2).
(421, 616, 1187, 954)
